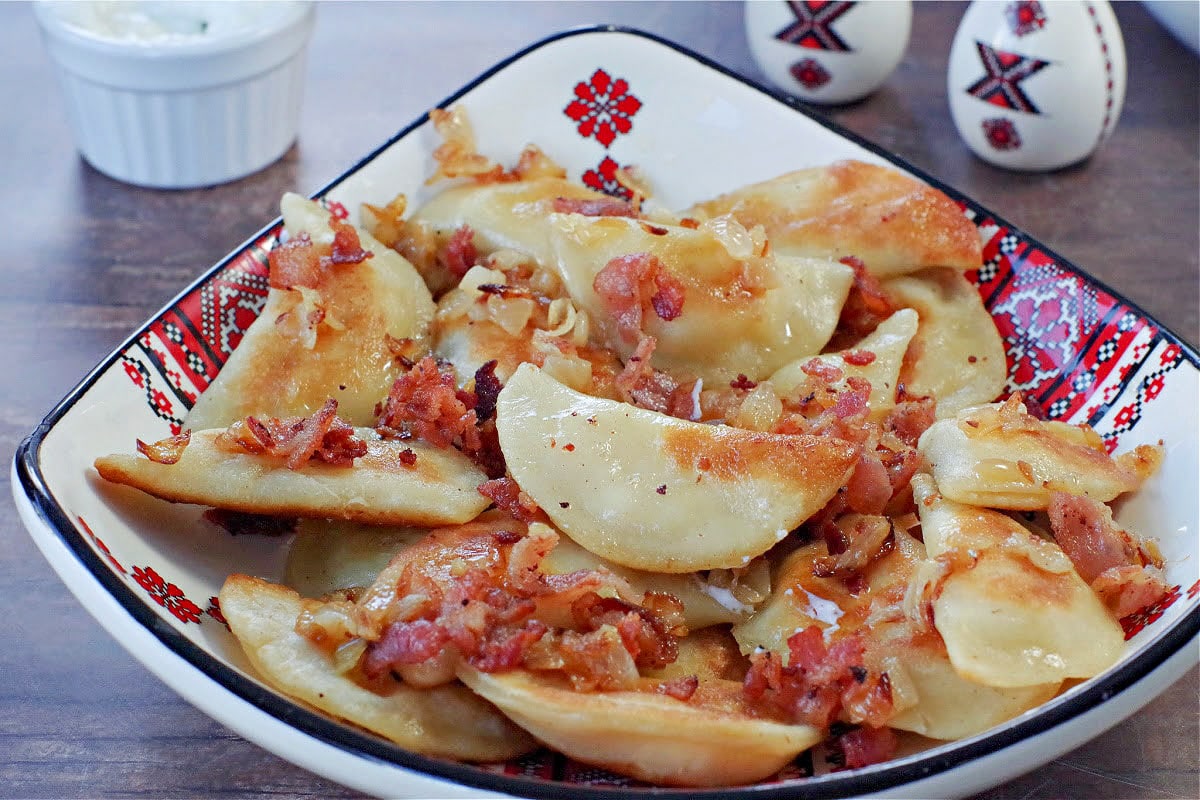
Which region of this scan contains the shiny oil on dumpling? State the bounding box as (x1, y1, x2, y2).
(496, 364, 858, 573)
(685, 160, 982, 278)
(219, 574, 534, 761)
(94, 428, 489, 526)
(546, 213, 854, 382)
(919, 397, 1163, 509)
(186, 193, 435, 429)
(883, 267, 1006, 417)
(458, 665, 820, 787)
(770, 308, 918, 417)
(911, 474, 1125, 687)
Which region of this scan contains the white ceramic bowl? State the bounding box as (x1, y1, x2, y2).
(34, 0, 315, 189)
(13, 26, 1200, 800)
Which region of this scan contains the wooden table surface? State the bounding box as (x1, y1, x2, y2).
(2, 2, 1196, 798)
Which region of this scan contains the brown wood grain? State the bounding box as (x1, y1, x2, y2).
(2, 2, 1196, 798)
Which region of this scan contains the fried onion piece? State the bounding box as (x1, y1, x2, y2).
(219, 574, 534, 761)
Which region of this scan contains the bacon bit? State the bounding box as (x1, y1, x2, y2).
(743, 626, 891, 730)
(323, 217, 373, 266)
(478, 477, 542, 524)
(1016, 459, 1037, 483)
(361, 619, 451, 677)
(443, 225, 478, 279)
(551, 196, 638, 218)
(136, 431, 191, 464)
(614, 336, 695, 418)
(832, 376, 872, 420)
(812, 515, 894, 578)
(474, 620, 549, 672)
(559, 502, 570, 509)
(801, 358, 845, 383)
(968, 355, 978, 364)
(1047, 492, 1156, 582)
(465, 419, 508, 479)
(202, 509, 297, 537)
(679, 217, 701, 229)
(593, 253, 686, 343)
(571, 591, 683, 670)
(884, 396, 937, 447)
(562, 443, 576, 452)
(845, 453, 892, 515)
(835, 725, 898, 769)
(268, 233, 321, 289)
(730, 374, 758, 390)
(843, 349, 877, 367)
(836, 256, 895, 340)
(657, 674, 699, 701)
(472, 361, 502, 422)
(221, 399, 366, 470)
(378, 357, 478, 450)
(398, 448, 418, 467)
(640, 222, 669, 235)
(656, 484, 667, 495)
(1093, 565, 1172, 619)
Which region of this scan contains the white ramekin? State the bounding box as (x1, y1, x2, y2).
(35, 1, 315, 189)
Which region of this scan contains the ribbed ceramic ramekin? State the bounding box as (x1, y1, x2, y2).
(35, 1, 315, 189)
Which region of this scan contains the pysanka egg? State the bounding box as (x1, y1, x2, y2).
(744, 1, 913, 105)
(947, 0, 1127, 171)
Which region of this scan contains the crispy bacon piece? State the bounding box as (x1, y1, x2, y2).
(1048, 492, 1170, 617)
(593, 253, 686, 343)
(615, 336, 698, 418)
(443, 225, 478, 279)
(743, 626, 892, 730)
(378, 357, 479, 449)
(730, 374, 757, 390)
(843, 349, 877, 367)
(478, 477, 542, 523)
(324, 217, 373, 266)
(218, 399, 367, 470)
(268, 233, 321, 289)
(884, 395, 937, 448)
(812, 515, 894, 578)
(552, 196, 638, 218)
(1093, 565, 1173, 619)
(202, 509, 297, 537)
(845, 452, 892, 515)
(834, 724, 898, 770)
(571, 591, 683, 670)
(361, 619, 451, 677)
(1047, 492, 1158, 582)
(836, 255, 895, 341)
(136, 431, 191, 465)
(472, 360, 502, 422)
(657, 674, 700, 701)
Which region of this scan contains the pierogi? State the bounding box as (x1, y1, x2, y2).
(92, 109, 1172, 788)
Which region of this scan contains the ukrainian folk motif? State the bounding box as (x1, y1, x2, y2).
(966, 42, 1050, 114)
(790, 57, 833, 90)
(774, 1, 856, 51)
(1006, 0, 1047, 36)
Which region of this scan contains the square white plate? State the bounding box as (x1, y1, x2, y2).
(14, 27, 1199, 799)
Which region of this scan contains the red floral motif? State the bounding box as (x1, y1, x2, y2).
(790, 57, 832, 90)
(1120, 584, 1182, 639)
(77, 516, 126, 575)
(206, 596, 231, 630)
(983, 117, 1021, 150)
(1006, 1, 1047, 36)
(582, 156, 633, 200)
(564, 69, 642, 148)
(131, 565, 203, 624)
(1161, 343, 1182, 367)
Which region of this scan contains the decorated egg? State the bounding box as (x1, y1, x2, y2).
(947, 0, 1127, 171)
(744, 1, 913, 104)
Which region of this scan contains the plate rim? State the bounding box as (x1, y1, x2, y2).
(13, 24, 1200, 799)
